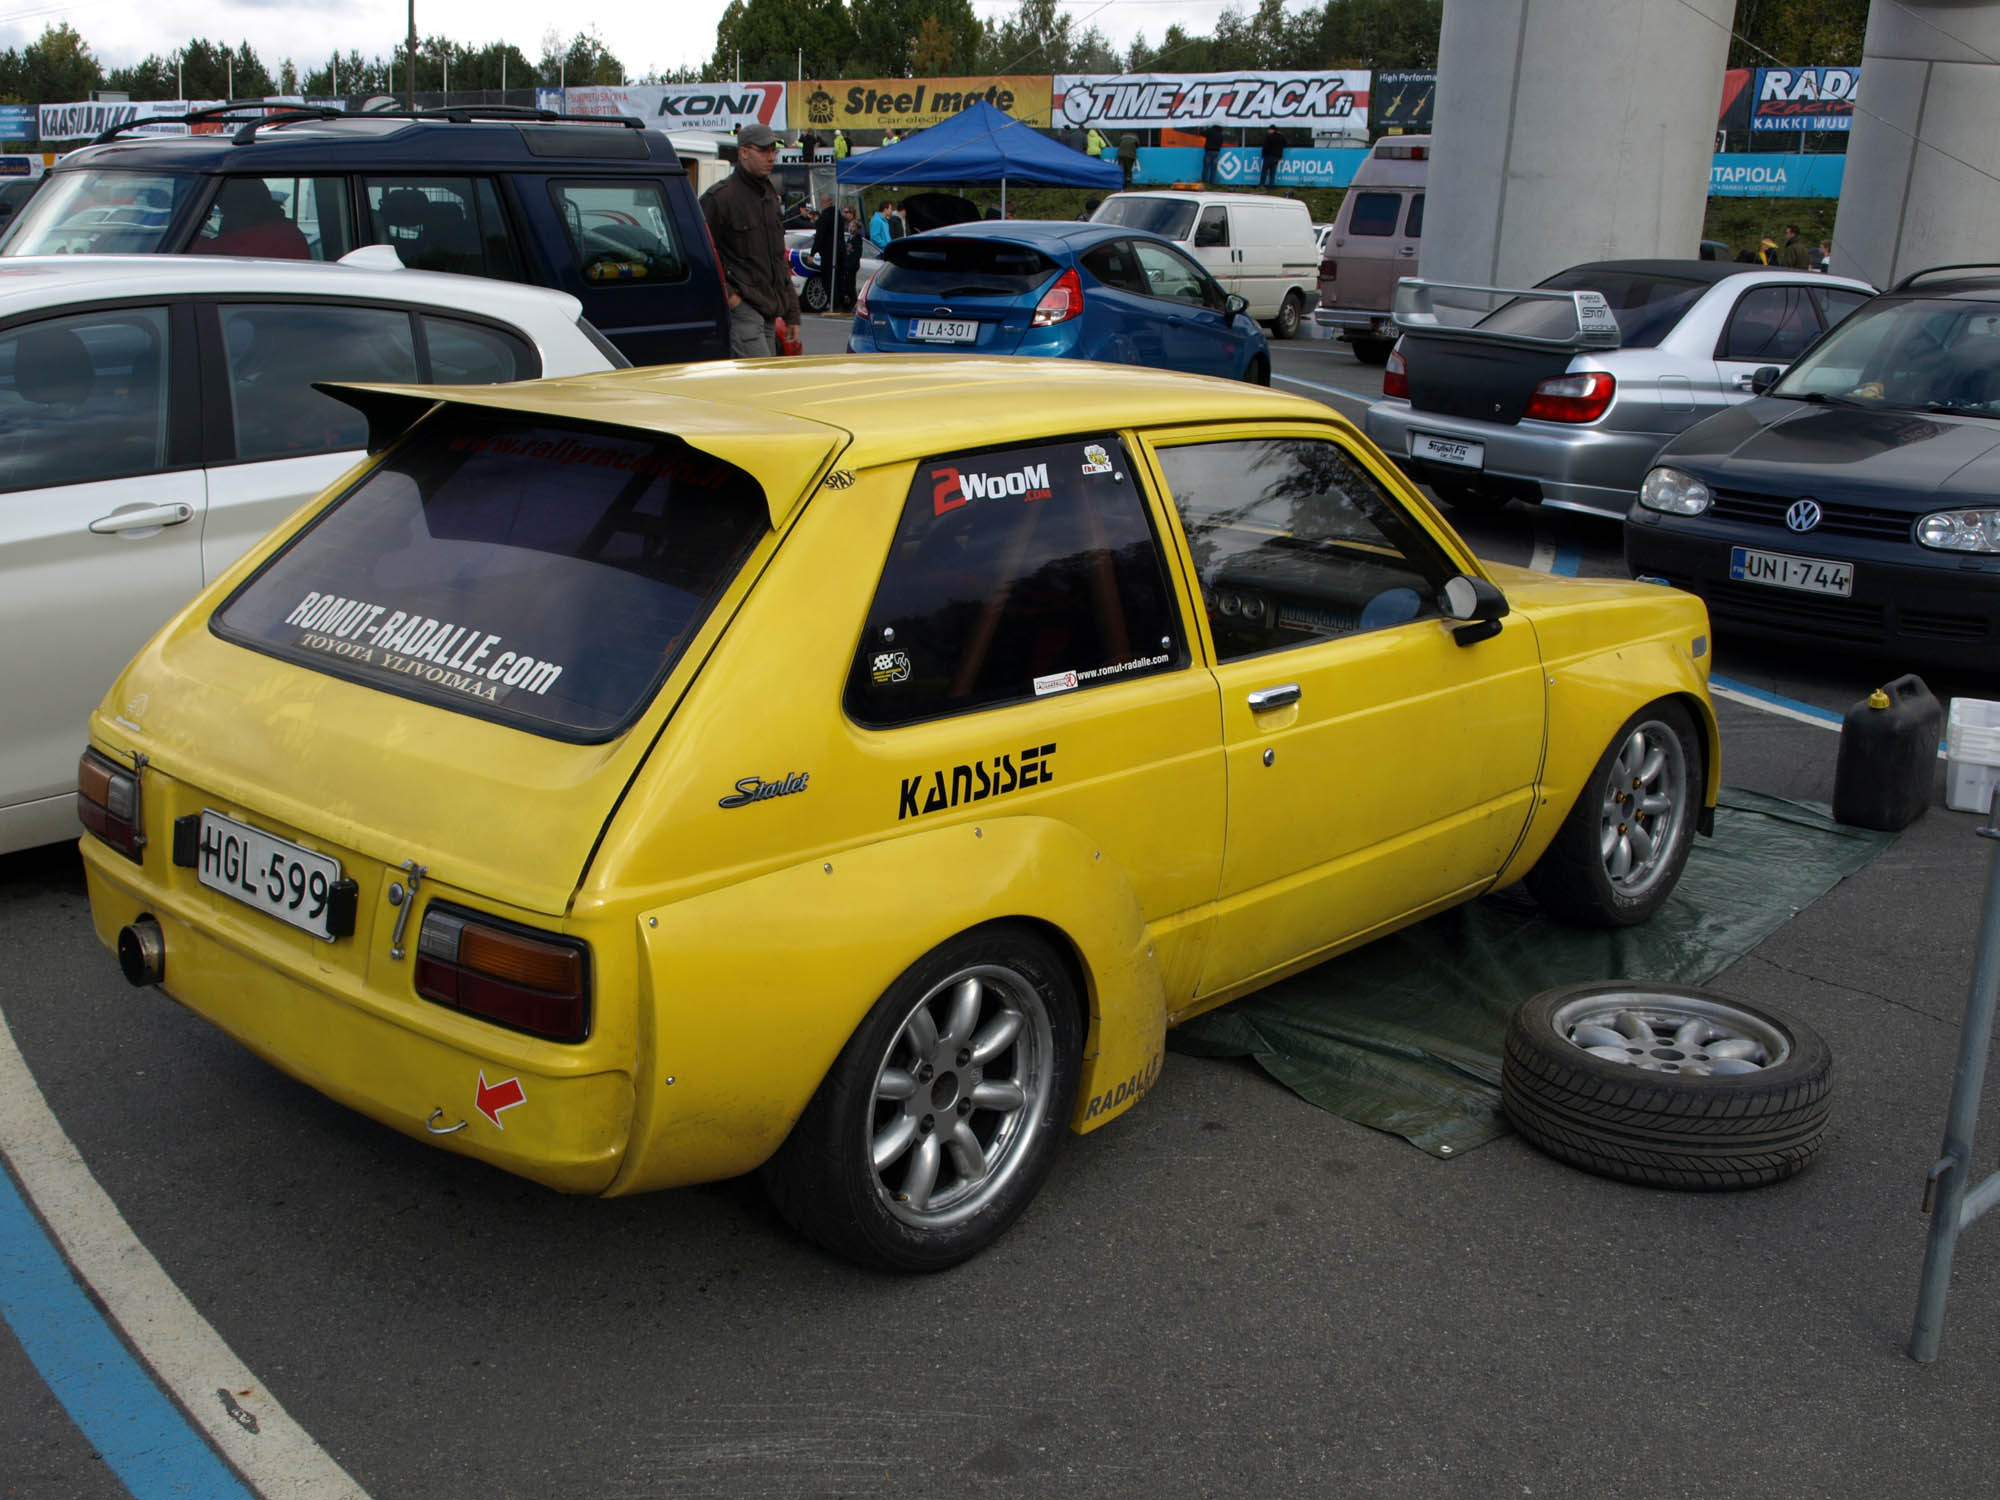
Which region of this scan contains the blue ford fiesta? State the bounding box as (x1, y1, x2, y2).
(849, 220, 1271, 384)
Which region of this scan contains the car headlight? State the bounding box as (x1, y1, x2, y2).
(1917, 508, 2000, 553)
(1638, 466, 1712, 516)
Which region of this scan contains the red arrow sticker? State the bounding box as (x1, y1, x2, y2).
(474, 1071, 526, 1130)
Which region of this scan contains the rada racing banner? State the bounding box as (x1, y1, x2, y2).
(542, 82, 787, 133)
(789, 76, 1051, 131)
(1054, 71, 1369, 132)
(1752, 66, 1859, 131)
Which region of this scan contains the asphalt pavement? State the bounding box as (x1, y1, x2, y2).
(5, 327, 2000, 1498)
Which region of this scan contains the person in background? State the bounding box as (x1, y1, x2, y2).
(800, 129, 820, 161)
(837, 206, 863, 312)
(1117, 131, 1138, 189)
(1085, 125, 1108, 161)
(198, 178, 311, 259)
(887, 200, 908, 240)
(833, 129, 850, 160)
(1077, 196, 1100, 222)
(868, 199, 894, 251)
(1259, 125, 1285, 189)
(699, 121, 802, 356)
(1775, 223, 1810, 269)
(1202, 121, 1225, 185)
(1815, 240, 1832, 273)
(883, 129, 901, 146)
(811, 193, 839, 315)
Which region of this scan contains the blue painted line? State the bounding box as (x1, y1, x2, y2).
(1708, 673, 1845, 726)
(1550, 543, 1583, 577)
(0, 1161, 254, 1500)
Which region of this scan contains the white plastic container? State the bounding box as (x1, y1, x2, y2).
(1946, 698, 2000, 813)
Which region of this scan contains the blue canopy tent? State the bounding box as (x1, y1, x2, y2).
(834, 100, 1120, 215)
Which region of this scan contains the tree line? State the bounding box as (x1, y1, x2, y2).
(0, 0, 1866, 111)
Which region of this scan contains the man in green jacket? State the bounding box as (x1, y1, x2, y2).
(700, 122, 803, 357)
(1775, 224, 1811, 269)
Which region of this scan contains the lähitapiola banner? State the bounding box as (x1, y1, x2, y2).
(1053, 71, 1370, 132)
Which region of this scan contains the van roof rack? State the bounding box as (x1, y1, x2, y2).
(1889, 264, 2000, 294)
(92, 102, 646, 148)
(91, 102, 342, 145)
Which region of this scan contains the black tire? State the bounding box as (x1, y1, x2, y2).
(1525, 698, 1701, 927)
(800, 275, 830, 313)
(1245, 353, 1271, 386)
(1269, 292, 1302, 340)
(1502, 982, 1833, 1190)
(762, 924, 1082, 1272)
(1350, 336, 1393, 365)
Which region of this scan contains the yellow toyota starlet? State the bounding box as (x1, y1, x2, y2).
(80, 356, 1718, 1270)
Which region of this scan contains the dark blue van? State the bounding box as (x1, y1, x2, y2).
(0, 107, 729, 366)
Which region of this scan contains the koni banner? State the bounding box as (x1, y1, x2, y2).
(1054, 72, 1369, 131)
(789, 77, 1051, 131)
(542, 82, 786, 134)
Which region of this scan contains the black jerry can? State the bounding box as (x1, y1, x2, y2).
(1833, 674, 1943, 831)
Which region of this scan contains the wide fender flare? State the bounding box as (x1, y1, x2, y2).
(606, 815, 1167, 1197)
(1500, 640, 1720, 885)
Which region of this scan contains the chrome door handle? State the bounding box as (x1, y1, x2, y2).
(1247, 683, 1301, 711)
(89, 503, 194, 534)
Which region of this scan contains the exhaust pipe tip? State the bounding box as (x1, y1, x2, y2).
(116, 916, 165, 987)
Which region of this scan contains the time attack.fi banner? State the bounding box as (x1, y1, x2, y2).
(1054, 71, 1370, 131)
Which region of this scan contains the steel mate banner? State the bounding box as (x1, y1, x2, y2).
(38, 99, 226, 140)
(1373, 71, 1434, 133)
(1752, 66, 1859, 131)
(1054, 71, 1370, 131)
(547, 82, 787, 133)
(789, 77, 1052, 131)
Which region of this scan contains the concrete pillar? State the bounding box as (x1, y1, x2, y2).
(1831, 2, 2000, 289)
(1424, 0, 1733, 290)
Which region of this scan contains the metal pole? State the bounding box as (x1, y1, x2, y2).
(405, 0, 417, 109)
(1910, 783, 2000, 1361)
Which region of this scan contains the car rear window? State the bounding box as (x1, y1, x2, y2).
(875, 238, 1059, 298)
(1, 169, 194, 255)
(1344, 192, 1403, 237)
(1477, 269, 1706, 348)
(1091, 197, 1198, 241)
(212, 410, 769, 741)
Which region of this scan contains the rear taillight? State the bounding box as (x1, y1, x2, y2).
(1319, 258, 1337, 281)
(78, 748, 143, 861)
(1032, 267, 1084, 327)
(1383, 345, 1409, 399)
(415, 905, 590, 1043)
(856, 266, 881, 318)
(1524, 370, 1616, 423)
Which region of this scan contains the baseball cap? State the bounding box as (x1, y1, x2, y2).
(738, 122, 779, 150)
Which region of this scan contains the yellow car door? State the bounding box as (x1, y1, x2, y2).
(1138, 423, 1547, 1005)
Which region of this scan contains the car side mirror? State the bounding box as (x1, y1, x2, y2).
(1749, 365, 1781, 395)
(1440, 574, 1509, 647)
(1225, 293, 1249, 318)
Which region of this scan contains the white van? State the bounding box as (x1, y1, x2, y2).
(1091, 190, 1321, 338)
(1315, 135, 1428, 364)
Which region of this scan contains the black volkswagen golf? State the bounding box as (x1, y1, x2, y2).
(1626, 265, 2000, 668)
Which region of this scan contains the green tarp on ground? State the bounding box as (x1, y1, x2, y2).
(1168, 789, 1894, 1157)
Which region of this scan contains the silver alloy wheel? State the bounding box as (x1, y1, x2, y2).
(1598, 716, 1688, 899)
(1549, 989, 1793, 1077)
(866, 962, 1055, 1230)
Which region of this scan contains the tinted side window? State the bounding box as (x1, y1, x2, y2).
(549, 180, 689, 285)
(365, 177, 520, 280)
(422, 316, 537, 384)
(222, 304, 418, 462)
(1131, 241, 1215, 309)
(847, 436, 1183, 727)
(1195, 205, 1229, 248)
(1154, 438, 1449, 663)
(193, 176, 351, 261)
(1811, 287, 1869, 330)
(1080, 240, 1148, 296)
(0, 308, 169, 491)
(1345, 192, 1402, 237)
(1405, 193, 1424, 239)
(1720, 285, 1820, 363)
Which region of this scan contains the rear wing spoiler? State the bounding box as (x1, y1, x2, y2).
(1391, 278, 1622, 352)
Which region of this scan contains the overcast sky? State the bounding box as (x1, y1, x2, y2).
(1, 0, 1271, 82)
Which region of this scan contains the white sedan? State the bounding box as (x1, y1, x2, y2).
(0, 252, 621, 854)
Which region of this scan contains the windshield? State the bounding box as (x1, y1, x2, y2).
(213, 410, 769, 741)
(1091, 196, 1198, 241)
(875, 238, 1058, 299)
(1478, 269, 1706, 348)
(1773, 296, 2000, 415)
(0, 170, 194, 255)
